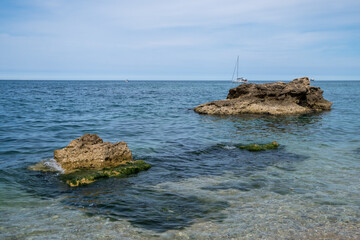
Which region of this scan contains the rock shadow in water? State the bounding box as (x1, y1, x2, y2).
(61, 178, 229, 232)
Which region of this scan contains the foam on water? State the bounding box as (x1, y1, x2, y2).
(43, 158, 65, 174)
(221, 145, 236, 150)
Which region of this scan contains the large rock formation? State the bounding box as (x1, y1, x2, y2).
(194, 77, 332, 115)
(54, 133, 133, 173)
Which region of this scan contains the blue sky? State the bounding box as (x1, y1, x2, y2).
(0, 0, 359, 80)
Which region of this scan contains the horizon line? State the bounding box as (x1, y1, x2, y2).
(1, 79, 360, 81)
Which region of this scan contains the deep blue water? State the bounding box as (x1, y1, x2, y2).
(0, 80, 359, 239)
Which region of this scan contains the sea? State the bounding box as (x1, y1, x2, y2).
(0, 80, 359, 239)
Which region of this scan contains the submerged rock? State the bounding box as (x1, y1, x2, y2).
(28, 159, 63, 173)
(237, 141, 279, 151)
(194, 77, 332, 115)
(62, 160, 152, 187)
(54, 133, 133, 173)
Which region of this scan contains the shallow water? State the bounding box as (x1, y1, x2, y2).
(0, 80, 359, 239)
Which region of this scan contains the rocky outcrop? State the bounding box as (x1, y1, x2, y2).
(54, 134, 133, 173)
(194, 77, 332, 115)
(29, 134, 152, 186)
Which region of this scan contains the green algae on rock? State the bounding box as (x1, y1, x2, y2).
(62, 160, 152, 187)
(237, 141, 279, 151)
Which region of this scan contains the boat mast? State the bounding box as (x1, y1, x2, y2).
(231, 57, 237, 81)
(237, 56, 239, 79)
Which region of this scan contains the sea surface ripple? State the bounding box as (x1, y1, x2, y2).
(0, 80, 359, 239)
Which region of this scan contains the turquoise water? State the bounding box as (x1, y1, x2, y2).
(0, 80, 359, 239)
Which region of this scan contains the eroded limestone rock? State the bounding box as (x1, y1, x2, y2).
(29, 134, 152, 186)
(54, 134, 133, 173)
(194, 77, 332, 115)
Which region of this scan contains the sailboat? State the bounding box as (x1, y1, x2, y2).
(232, 56, 248, 83)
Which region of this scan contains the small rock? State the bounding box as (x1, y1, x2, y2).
(28, 159, 60, 172)
(237, 141, 279, 151)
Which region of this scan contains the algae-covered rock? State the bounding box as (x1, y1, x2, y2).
(237, 141, 279, 151)
(62, 160, 152, 187)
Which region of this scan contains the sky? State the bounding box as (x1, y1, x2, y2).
(0, 0, 359, 80)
